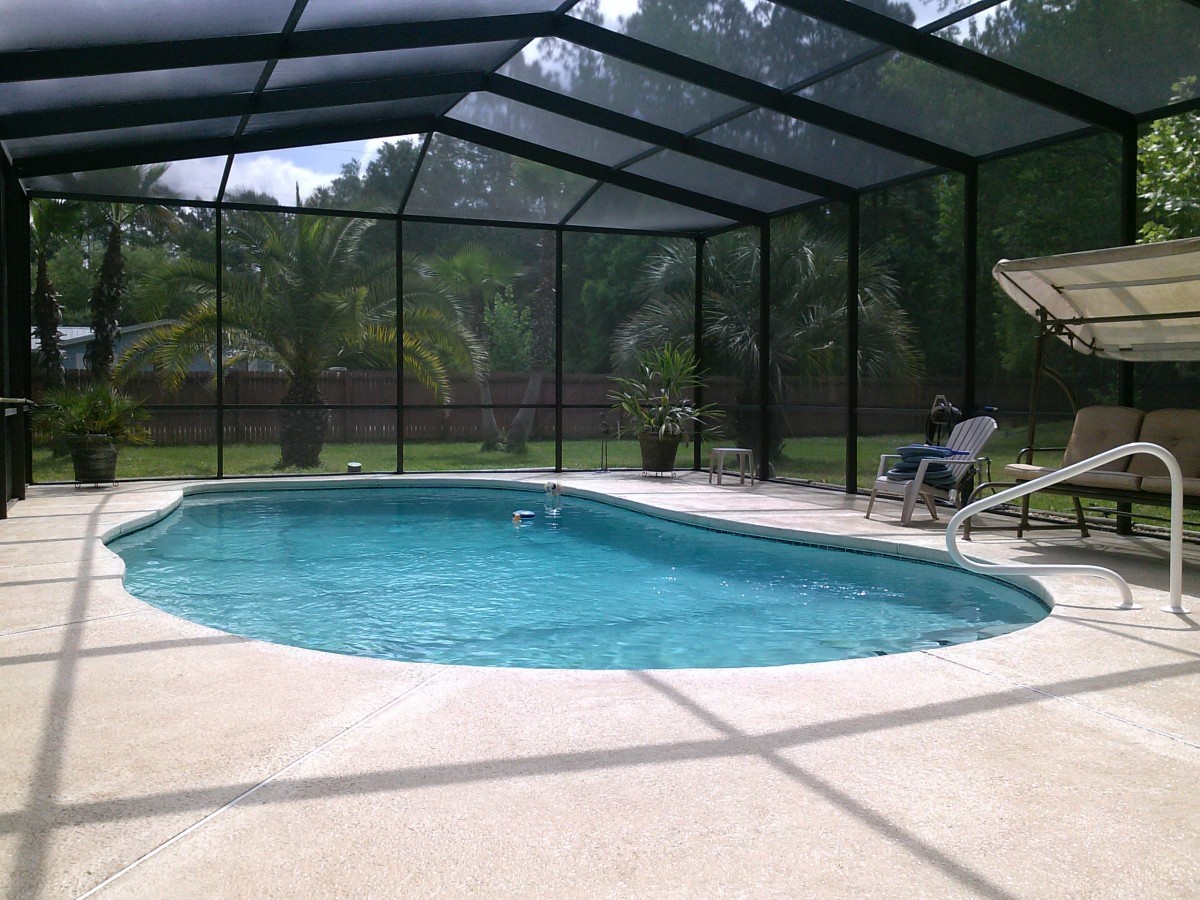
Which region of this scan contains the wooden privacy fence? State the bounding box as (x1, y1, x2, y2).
(68, 369, 1128, 446)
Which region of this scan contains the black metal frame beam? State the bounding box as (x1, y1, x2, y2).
(11, 117, 439, 179)
(0, 73, 486, 142)
(439, 119, 761, 225)
(773, 0, 1131, 132)
(0, 13, 556, 83)
(556, 17, 972, 173)
(485, 75, 854, 201)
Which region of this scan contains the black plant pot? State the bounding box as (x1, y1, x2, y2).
(637, 432, 683, 475)
(70, 434, 118, 485)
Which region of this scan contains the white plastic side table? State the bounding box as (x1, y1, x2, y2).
(709, 447, 755, 485)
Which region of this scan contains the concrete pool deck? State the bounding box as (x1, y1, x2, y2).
(2, 472, 1198, 898)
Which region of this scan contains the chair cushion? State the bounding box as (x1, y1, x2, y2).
(1004, 463, 1056, 481)
(1005, 462, 1141, 492)
(1127, 409, 1200, 479)
(1139, 476, 1200, 497)
(1062, 406, 1144, 470)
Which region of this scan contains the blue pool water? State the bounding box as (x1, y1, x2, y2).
(111, 486, 1047, 669)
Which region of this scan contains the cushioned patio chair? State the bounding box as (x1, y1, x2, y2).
(865, 416, 998, 526)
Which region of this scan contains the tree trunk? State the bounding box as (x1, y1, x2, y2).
(506, 233, 555, 452)
(33, 253, 66, 389)
(279, 375, 328, 468)
(505, 371, 543, 451)
(478, 378, 502, 450)
(86, 221, 124, 381)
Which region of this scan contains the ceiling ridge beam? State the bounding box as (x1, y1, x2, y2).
(438, 118, 760, 225)
(555, 17, 971, 172)
(0, 73, 486, 140)
(772, 0, 1131, 132)
(484, 74, 854, 201)
(0, 12, 554, 83)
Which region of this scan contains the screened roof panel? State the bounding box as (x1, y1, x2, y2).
(701, 108, 929, 189)
(569, 184, 734, 233)
(448, 93, 653, 167)
(243, 97, 453, 136)
(626, 151, 817, 213)
(406, 134, 594, 224)
(0, 0, 295, 51)
(935, 0, 1200, 113)
(296, 0, 561, 30)
(1, 0, 1194, 234)
(849, 0, 994, 29)
(6, 118, 242, 163)
(268, 44, 519, 89)
(803, 51, 1089, 157)
(0, 64, 262, 117)
(500, 39, 746, 133)
(22, 157, 229, 201)
(571, 0, 877, 89)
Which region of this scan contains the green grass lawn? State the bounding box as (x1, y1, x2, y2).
(32, 423, 1186, 527)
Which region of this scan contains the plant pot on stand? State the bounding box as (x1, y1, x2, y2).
(637, 432, 683, 475)
(70, 434, 118, 485)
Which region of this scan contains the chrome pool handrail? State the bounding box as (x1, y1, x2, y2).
(945, 442, 1187, 614)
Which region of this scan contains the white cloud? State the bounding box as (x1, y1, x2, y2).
(228, 155, 336, 203)
(158, 156, 227, 201)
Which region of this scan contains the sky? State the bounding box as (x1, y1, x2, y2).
(160, 135, 413, 203)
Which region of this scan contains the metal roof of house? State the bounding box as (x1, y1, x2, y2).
(4, 0, 1198, 234)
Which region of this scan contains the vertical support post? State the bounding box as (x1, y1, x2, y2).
(963, 164, 979, 413)
(693, 235, 705, 471)
(396, 219, 405, 474)
(215, 206, 224, 478)
(758, 220, 771, 483)
(0, 159, 30, 509)
(1117, 126, 1139, 533)
(555, 228, 563, 474)
(846, 195, 860, 494)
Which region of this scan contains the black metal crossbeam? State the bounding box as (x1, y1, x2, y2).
(439, 119, 760, 225)
(555, 17, 972, 173)
(773, 0, 1132, 132)
(485, 75, 855, 201)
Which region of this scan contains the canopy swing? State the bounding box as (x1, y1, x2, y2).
(994, 235, 1200, 449)
(988, 237, 1200, 534)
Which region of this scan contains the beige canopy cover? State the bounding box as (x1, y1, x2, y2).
(993, 237, 1200, 362)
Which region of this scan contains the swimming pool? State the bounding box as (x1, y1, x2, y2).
(111, 485, 1047, 669)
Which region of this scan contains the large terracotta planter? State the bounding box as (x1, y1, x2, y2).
(70, 434, 118, 485)
(637, 432, 683, 475)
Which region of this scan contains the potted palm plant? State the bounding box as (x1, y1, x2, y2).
(609, 343, 721, 475)
(35, 383, 151, 484)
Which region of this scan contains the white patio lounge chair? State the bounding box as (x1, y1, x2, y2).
(865, 416, 998, 526)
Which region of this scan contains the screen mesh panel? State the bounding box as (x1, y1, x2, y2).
(568, 184, 734, 232)
(626, 151, 816, 213)
(0, 0, 296, 50)
(500, 39, 746, 133)
(935, 0, 1200, 112)
(448, 93, 653, 166)
(804, 51, 1088, 157)
(702, 107, 929, 189)
(296, 0, 560, 30)
(570, 0, 876, 89)
(407, 135, 594, 223)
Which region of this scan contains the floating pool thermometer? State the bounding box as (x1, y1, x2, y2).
(512, 482, 563, 525)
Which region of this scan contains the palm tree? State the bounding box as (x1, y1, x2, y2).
(614, 221, 920, 461)
(120, 210, 482, 468)
(423, 245, 521, 449)
(61, 165, 180, 381)
(30, 199, 81, 389)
